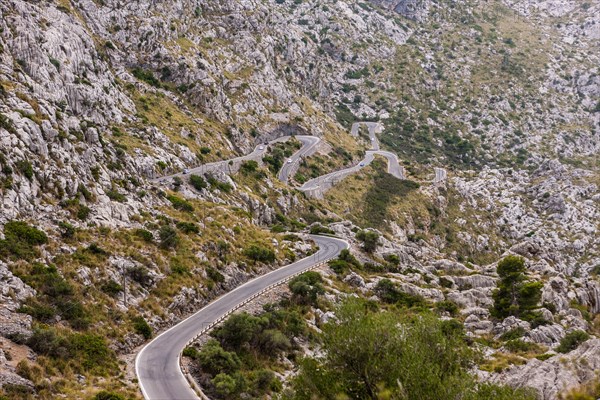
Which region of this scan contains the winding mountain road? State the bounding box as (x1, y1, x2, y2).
(299, 122, 405, 198)
(277, 135, 321, 183)
(140, 121, 445, 399)
(136, 235, 348, 400)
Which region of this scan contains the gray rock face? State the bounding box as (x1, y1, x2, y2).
(490, 339, 600, 400)
(343, 272, 366, 288)
(0, 262, 35, 338)
(526, 324, 565, 347)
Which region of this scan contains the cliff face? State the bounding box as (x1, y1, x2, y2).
(0, 0, 598, 398)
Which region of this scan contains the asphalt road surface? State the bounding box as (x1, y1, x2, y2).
(136, 235, 349, 400)
(152, 136, 319, 185)
(300, 122, 405, 198)
(277, 136, 321, 183)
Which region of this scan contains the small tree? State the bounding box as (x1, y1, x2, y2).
(356, 230, 380, 253)
(491, 256, 542, 321)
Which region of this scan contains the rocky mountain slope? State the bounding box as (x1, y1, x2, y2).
(0, 0, 598, 398)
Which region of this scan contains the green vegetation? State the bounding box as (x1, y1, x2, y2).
(556, 330, 589, 353)
(106, 189, 127, 202)
(131, 67, 161, 88)
(288, 298, 535, 400)
(355, 230, 379, 253)
(190, 306, 307, 399)
(262, 139, 301, 173)
(166, 194, 194, 212)
(15, 160, 33, 180)
(132, 315, 153, 339)
(288, 272, 324, 306)
(240, 160, 259, 174)
(207, 176, 233, 193)
(328, 249, 361, 275)
(17, 263, 91, 329)
(159, 225, 179, 249)
(0, 221, 48, 260)
(308, 224, 334, 235)
(12, 326, 115, 374)
(374, 279, 428, 309)
(243, 244, 276, 263)
(189, 174, 207, 191)
(362, 168, 420, 227)
(491, 256, 543, 323)
(93, 391, 125, 400)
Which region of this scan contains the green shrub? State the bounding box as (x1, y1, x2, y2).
(106, 189, 126, 202)
(0, 113, 16, 134)
(500, 327, 526, 341)
(100, 280, 122, 297)
(435, 300, 459, 316)
(132, 316, 152, 339)
(135, 228, 154, 242)
(356, 230, 380, 253)
(131, 67, 161, 87)
(374, 279, 427, 309)
(4, 221, 48, 246)
(127, 265, 153, 287)
(166, 194, 194, 212)
(505, 339, 539, 353)
(189, 174, 207, 190)
(308, 224, 334, 235)
(58, 221, 76, 238)
(159, 225, 179, 249)
(25, 327, 114, 373)
(207, 267, 224, 283)
(207, 176, 233, 193)
(15, 160, 33, 180)
(176, 221, 199, 234)
(290, 298, 535, 400)
(182, 346, 199, 359)
(243, 244, 275, 263)
(198, 339, 241, 376)
(77, 204, 91, 220)
(289, 271, 324, 306)
(240, 160, 259, 173)
(70, 333, 111, 371)
(328, 259, 350, 275)
(94, 391, 125, 400)
(557, 330, 589, 353)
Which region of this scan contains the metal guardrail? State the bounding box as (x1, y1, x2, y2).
(178, 258, 331, 399)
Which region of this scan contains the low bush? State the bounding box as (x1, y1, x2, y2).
(374, 279, 428, 309)
(289, 272, 324, 306)
(207, 176, 233, 193)
(557, 330, 589, 353)
(243, 244, 275, 263)
(176, 221, 200, 234)
(166, 194, 194, 212)
(135, 228, 154, 242)
(94, 391, 125, 400)
(132, 316, 152, 339)
(100, 280, 122, 297)
(356, 230, 380, 253)
(189, 174, 207, 191)
(159, 225, 179, 249)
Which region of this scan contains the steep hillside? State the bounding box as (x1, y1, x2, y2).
(0, 0, 598, 399)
